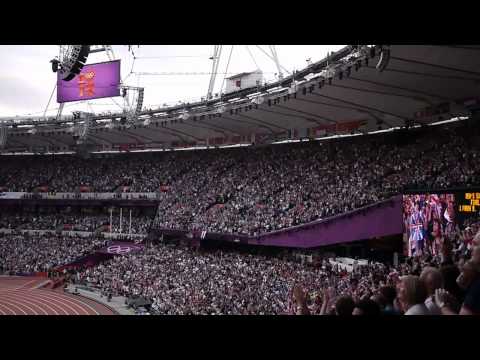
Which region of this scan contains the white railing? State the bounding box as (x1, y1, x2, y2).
(328, 257, 369, 273)
(0, 192, 159, 200)
(0, 228, 147, 239)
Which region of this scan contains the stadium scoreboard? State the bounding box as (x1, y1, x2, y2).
(458, 192, 480, 213)
(57, 60, 121, 103)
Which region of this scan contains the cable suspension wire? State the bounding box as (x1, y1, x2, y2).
(43, 83, 57, 120)
(129, 56, 136, 76)
(132, 71, 275, 76)
(219, 45, 234, 94)
(40, 101, 87, 116)
(37, 99, 91, 119)
(254, 45, 292, 75)
(123, 72, 132, 83)
(135, 55, 210, 59)
(82, 103, 121, 106)
(122, 49, 137, 84)
(245, 45, 260, 70)
(269, 45, 284, 80)
(110, 97, 124, 112)
(87, 101, 95, 114)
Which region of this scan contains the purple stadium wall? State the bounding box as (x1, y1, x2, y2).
(248, 196, 403, 248)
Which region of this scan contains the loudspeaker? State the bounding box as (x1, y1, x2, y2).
(62, 45, 90, 81)
(51, 59, 59, 72)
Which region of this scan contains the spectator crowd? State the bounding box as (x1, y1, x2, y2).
(70, 214, 480, 315)
(0, 233, 106, 274)
(0, 119, 479, 315)
(0, 212, 153, 234)
(1, 120, 479, 236)
(2, 214, 479, 314)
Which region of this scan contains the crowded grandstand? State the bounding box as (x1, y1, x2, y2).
(1, 45, 480, 315)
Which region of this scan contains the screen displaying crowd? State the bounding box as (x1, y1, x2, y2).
(403, 194, 457, 258)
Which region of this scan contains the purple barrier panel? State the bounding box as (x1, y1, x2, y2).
(152, 197, 403, 248)
(55, 253, 113, 271)
(249, 196, 403, 248)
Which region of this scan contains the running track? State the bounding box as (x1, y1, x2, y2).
(0, 277, 116, 315)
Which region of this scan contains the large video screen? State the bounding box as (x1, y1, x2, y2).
(57, 60, 121, 103)
(402, 193, 456, 258)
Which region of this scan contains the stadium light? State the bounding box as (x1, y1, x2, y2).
(50, 59, 60, 73)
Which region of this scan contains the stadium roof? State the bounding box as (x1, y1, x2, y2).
(2, 45, 480, 154)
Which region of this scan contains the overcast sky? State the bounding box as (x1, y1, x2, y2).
(0, 45, 344, 118)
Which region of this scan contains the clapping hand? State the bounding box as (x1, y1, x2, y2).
(434, 288, 450, 309)
(326, 286, 336, 302)
(293, 284, 306, 305)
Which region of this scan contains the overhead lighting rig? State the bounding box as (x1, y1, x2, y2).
(52, 45, 91, 81)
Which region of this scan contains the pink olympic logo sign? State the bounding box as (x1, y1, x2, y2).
(107, 245, 141, 255)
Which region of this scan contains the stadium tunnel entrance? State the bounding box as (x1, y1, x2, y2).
(158, 232, 405, 267)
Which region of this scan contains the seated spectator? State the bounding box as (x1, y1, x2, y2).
(440, 264, 464, 308)
(471, 246, 480, 265)
(397, 275, 430, 315)
(352, 299, 381, 316)
(378, 286, 401, 315)
(334, 296, 355, 316)
(420, 267, 444, 315)
(435, 260, 480, 315)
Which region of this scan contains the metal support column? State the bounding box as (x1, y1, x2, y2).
(207, 45, 223, 100)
